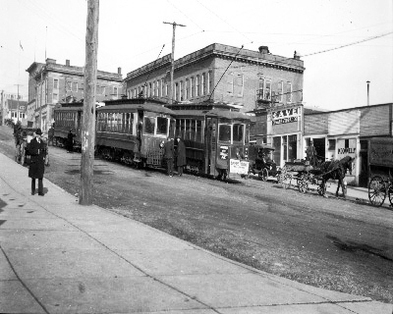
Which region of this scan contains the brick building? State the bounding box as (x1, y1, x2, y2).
(124, 43, 305, 164)
(26, 58, 123, 133)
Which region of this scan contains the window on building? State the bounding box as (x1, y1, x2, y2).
(235, 74, 244, 97)
(207, 71, 212, 95)
(113, 86, 119, 98)
(72, 82, 78, 92)
(227, 73, 234, 94)
(175, 82, 179, 101)
(185, 79, 189, 99)
(264, 79, 271, 100)
(277, 80, 283, 103)
(190, 77, 194, 98)
(286, 81, 292, 103)
(180, 81, 184, 101)
(53, 78, 59, 90)
(201, 73, 206, 95)
(66, 81, 72, 91)
(195, 75, 200, 97)
(258, 78, 264, 99)
(53, 93, 58, 103)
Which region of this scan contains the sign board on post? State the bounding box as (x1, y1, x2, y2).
(230, 159, 249, 175)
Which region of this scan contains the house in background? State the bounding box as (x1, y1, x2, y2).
(0, 92, 26, 125)
(25, 58, 123, 133)
(4, 99, 28, 125)
(124, 43, 305, 165)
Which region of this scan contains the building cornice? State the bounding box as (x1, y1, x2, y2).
(125, 43, 305, 82)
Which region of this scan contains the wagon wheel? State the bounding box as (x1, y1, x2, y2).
(388, 184, 393, 207)
(368, 175, 386, 207)
(298, 174, 308, 193)
(318, 181, 326, 196)
(261, 168, 268, 182)
(282, 173, 292, 189)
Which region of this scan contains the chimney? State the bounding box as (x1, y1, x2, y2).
(258, 46, 269, 54)
(66, 59, 70, 66)
(46, 58, 56, 64)
(118, 67, 122, 75)
(366, 81, 370, 106)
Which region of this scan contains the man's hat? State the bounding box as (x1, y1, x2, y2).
(35, 128, 42, 135)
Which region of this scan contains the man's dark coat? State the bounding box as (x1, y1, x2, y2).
(28, 138, 46, 179)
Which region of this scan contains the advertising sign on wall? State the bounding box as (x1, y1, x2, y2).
(336, 138, 357, 175)
(271, 107, 300, 125)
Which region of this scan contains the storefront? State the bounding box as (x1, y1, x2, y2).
(267, 104, 303, 167)
(304, 109, 360, 185)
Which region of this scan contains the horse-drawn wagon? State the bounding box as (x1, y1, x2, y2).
(367, 137, 393, 207)
(280, 156, 354, 197)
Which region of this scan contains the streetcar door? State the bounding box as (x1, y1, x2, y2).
(205, 117, 218, 176)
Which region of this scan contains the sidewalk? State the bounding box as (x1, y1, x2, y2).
(0, 152, 391, 314)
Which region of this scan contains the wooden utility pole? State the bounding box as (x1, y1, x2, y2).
(80, 0, 99, 205)
(163, 21, 186, 104)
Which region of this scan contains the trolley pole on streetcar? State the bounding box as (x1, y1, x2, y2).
(80, 0, 99, 205)
(163, 21, 186, 104)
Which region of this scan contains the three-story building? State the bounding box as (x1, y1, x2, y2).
(26, 58, 123, 133)
(124, 43, 305, 165)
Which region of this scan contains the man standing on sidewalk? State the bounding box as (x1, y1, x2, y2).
(28, 128, 47, 196)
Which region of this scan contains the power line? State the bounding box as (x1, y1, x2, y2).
(195, 0, 254, 44)
(302, 31, 393, 57)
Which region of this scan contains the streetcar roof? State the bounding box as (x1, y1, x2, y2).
(54, 106, 83, 112)
(172, 109, 254, 121)
(97, 103, 176, 115)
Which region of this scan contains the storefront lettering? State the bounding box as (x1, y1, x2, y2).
(272, 116, 298, 125)
(271, 107, 300, 125)
(337, 147, 356, 154)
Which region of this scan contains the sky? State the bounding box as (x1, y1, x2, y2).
(1, 0, 392, 111)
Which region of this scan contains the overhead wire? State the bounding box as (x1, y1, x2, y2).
(302, 31, 393, 57)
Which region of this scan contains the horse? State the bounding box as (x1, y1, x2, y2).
(320, 156, 354, 198)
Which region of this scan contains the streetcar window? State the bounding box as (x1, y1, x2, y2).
(156, 117, 168, 135)
(144, 117, 155, 134)
(196, 120, 202, 142)
(233, 123, 244, 142)
(180, 119, 185, 139)
(186, 119, 191, 140)
(218, 124, 231, 142)
(190, 120, 196, 141)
